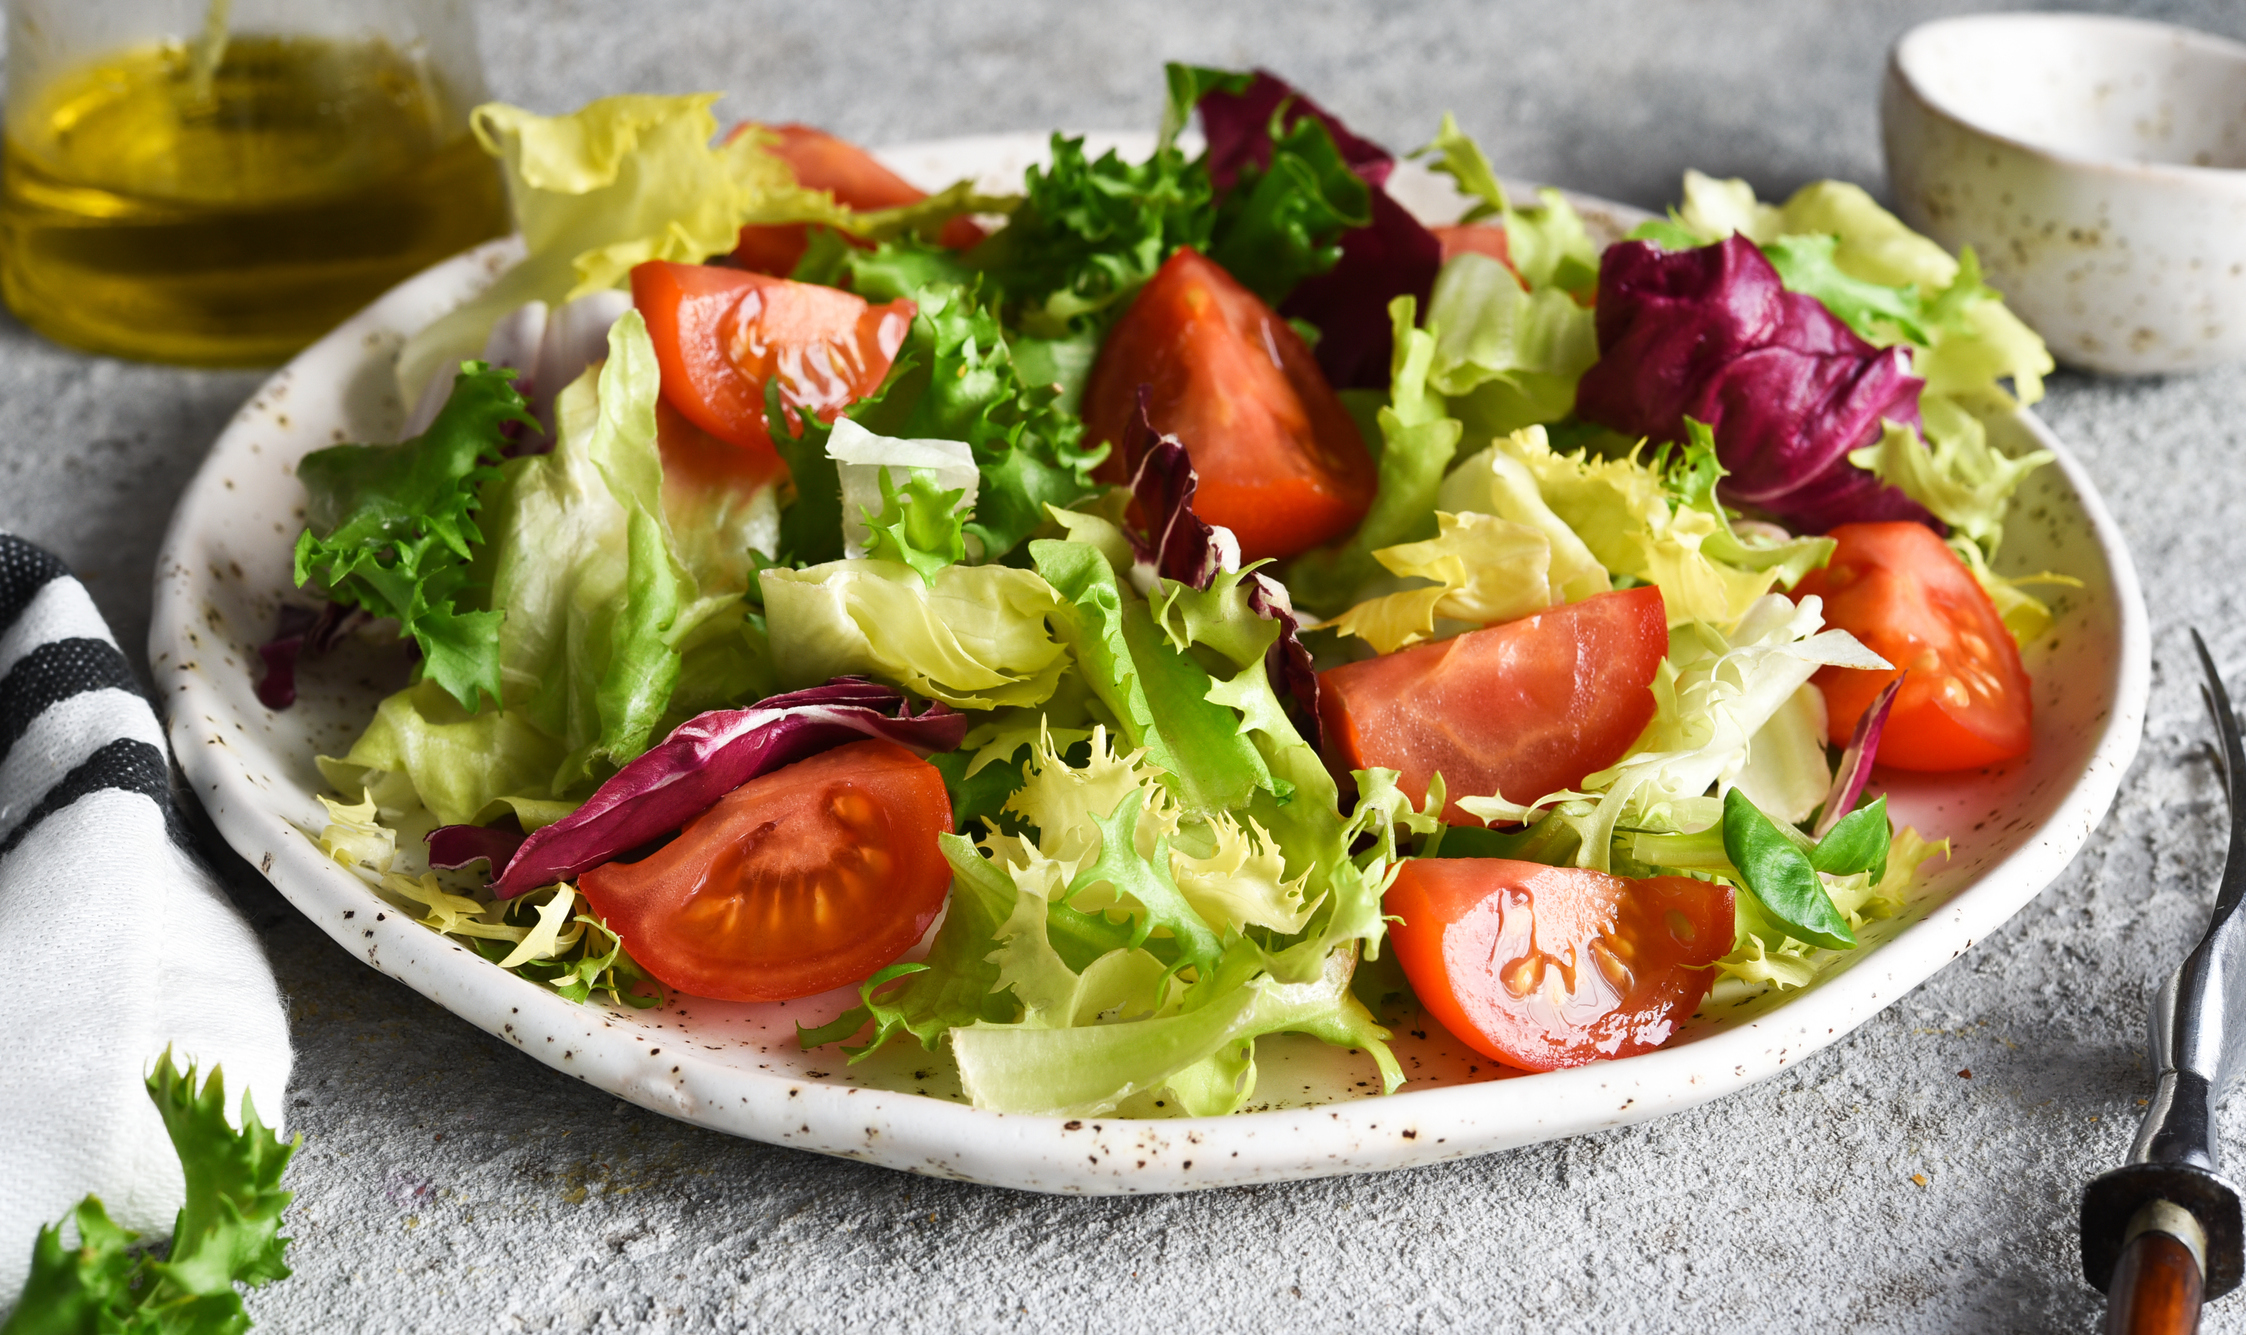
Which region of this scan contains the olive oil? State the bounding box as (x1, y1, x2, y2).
(0, 36, 507, 365)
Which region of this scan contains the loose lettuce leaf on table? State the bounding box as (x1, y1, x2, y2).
(4, 1054, 296, 1335)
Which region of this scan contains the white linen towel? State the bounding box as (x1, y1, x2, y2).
(0, 534, 292, 1304)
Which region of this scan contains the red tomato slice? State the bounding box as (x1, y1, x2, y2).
(1080, 248, 1378, 562)
(631, 260, 914, 458)
(1385, 858, 1734, 1071)
(1432, 223, 1527, 289)
(1790, 521, 2032, 771)
(1317, 587, 1667, 824)
(729, 123, 986, 276)
(577, 739, 954, 1003)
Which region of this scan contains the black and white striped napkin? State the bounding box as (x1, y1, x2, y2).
(0, 535, 291, 1303)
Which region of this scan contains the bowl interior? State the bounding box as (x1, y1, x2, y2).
(1897, 13, 2246, 169)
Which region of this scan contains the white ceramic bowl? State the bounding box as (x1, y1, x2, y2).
(1883, 12, 2246, 375)
(151, 136, 2149, 1194)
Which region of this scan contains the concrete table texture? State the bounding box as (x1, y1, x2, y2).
(3, 0, 2243, 1329)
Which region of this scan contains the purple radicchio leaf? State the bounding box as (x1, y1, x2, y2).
(433, 678, 968, 898)
(1121, 391, 1324, 748)
(1123, 388, 1231, 591)
(1194, 70, 1442, 391)
(423, 822, 528, 874)
(1573, 235, 1937, 534)
(254, 600, 365, 710)
(1197, 70, 1395, 190)
(1813, 675, 1903, 839)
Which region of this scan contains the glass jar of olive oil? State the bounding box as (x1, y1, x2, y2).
(1, 0, 509, 365)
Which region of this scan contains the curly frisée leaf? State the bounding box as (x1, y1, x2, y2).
(1323, 510, 1558, 654)
(4, 1053, 298, 1335)
(292, 361, 532, 711)
(397, 93, 858, 407)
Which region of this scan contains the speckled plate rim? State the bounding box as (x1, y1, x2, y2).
(153, 133, 2151, 1195)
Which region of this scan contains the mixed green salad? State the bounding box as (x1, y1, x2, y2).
(275, 66, 2069, 1118)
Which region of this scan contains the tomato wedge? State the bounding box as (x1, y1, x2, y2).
(1318, 587, 1667, 824)
(1385, 858, 1734, 1071)
(729, 123, 987, 276)
(1432, 223, 1527, 288)
(1080, 248, 1378, 562)
(577, 739, 953, 1003)
(1790, 521, 2033, 771)
(631, 261, 914, 458)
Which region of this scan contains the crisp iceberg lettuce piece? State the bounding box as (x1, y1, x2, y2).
(1731, 683, 1832, 826)
(951, 940, 1393, 1116)
(1423, 252, 1598, 438)
(761, 558, 1067, 709)
(481, 311, 762, 786)
(1323, 510, 1556, 654)
(319, 679, 572, 830)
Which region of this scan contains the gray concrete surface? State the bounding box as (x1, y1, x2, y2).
(6, 0, 2245, 1329)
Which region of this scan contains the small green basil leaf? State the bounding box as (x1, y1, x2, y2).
(1722, 787, 1855, 950)
(1811, 794, 1891, 883)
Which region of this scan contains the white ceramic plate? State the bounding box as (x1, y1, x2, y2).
(152, 133, 2150, 1194)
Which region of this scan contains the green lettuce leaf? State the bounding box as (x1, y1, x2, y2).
(478, 311, 715, 787)
(318, 678, 572, 829)
(292, 361, 532, 710)
(3, 1053, 297, 1335)
(1848, 401, 2055, 554)
(1422, 250, 1599, 439)
(1721, 787, 1853, 949)
(1205, 101, 1371, 307)
(1323, 510, 1558, 654)
(949, 939, 1393, 1117)
(760, 558, 1068, 709)
(858, 467, 969, 584)
(396, 94, 854, 408)
(850, 284, 1106, 560)
(1030, 538, 1273, 814)
(966, 133, 1216, 340)
(1282, 296, 1464, 614)
(1419, 113, 1599, 298)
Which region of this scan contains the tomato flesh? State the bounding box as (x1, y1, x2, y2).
(1081, 248, 1378, 562)
(1432, 223, 1527, 288)
(1385, 858, 1734, 1071)
(631, 260, 914, 458)
(577, 739, 954, 1003)
(1790, 521, 2032, 771)
(1317, 587, 1667, 824)
(729, 123, 986, 276)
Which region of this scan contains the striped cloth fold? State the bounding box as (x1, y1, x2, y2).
(0, 535, 291, 1305)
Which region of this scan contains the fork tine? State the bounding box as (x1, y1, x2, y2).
(2191, 629, 2246, 915)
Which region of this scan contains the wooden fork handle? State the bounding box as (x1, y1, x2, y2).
(2105, 1229, 2204, 1335)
